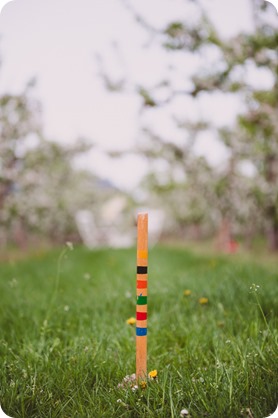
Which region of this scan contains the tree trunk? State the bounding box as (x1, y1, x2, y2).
(266, 208, 278, 251)
(265, 154, 278, 251)
(216, 218, 232, 252)
(267, 226, 278, 251)
(13, 217, 28, 249)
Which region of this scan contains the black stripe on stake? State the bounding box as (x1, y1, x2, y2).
(137, 266, 148, 274)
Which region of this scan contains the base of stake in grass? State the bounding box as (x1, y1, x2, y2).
(136, 213, 148, 382)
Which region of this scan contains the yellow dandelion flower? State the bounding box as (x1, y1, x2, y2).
(140, 380, 147, 389)
(126, 317, 136, 325)
(148, 370, 158, 379)
(199, 297, 208, 305)
(184, 290, 191, 296)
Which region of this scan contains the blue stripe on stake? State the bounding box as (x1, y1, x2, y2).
(136, 327, 147, 336)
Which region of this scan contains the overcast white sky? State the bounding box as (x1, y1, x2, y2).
(0, 0, 276, 189)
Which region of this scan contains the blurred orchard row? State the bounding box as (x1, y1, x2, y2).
(0, 0, 277, 251)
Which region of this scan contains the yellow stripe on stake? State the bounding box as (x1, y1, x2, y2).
(136, 213, 148, 381)
(137, 250, 148, 259)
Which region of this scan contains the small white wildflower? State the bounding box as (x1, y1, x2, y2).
(64, 305, 70, 312)
(125, 291, 132, 299)
(9, 278, 18, 288)
(123, 373, 136, 383)
(180, 408, 189, 417)
(118, 373, 137, 390)
(66, 241, 74, 251)
(199, 377, 204, 383)
(116, 399, 128, 408)
(83, 273, 91, 280)
(250, 283, 260, 293)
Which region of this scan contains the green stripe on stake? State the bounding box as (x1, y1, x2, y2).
(137, 295, 147, 305)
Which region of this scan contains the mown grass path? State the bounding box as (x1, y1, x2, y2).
(0, 246, 277, 417)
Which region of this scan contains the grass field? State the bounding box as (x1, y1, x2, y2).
(0, 245, 277, 418)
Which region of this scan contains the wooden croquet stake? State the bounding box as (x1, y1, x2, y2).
(136, 212, 148, 381)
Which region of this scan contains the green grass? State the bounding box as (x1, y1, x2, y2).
(0, 245, 277, 417)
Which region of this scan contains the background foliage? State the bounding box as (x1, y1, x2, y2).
(0, 0, 277, 251)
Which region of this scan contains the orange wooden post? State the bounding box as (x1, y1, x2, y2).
(136, 213, 148, 381)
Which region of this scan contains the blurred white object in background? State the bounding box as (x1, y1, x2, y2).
(75, 210, 99, 248)
(76, 207, 165, 248)
(0, 0, 13, 15)
(102, 196, 127, 225)
(76, 198, 134, 248)
(265, 0, 278, 13)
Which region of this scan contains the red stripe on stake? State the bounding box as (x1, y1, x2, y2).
(137, 280, 147, 289)
(136, 311, 147, 320)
